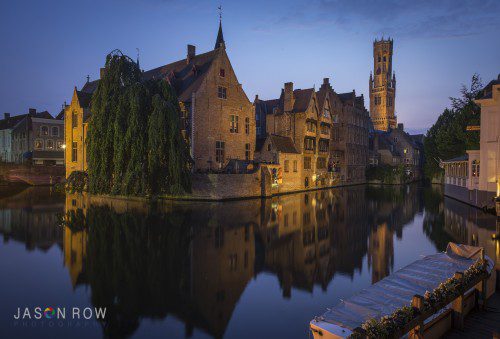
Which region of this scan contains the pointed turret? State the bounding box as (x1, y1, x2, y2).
(214, 19, 225, 49)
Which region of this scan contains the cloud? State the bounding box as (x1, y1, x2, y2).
(269, 0, 500, 38)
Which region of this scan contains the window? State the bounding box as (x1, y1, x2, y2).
(319, 139, 329, 152)
(304, 137, 315, 151)
(306, 121, 316, 132)
(383, 56, 386, 62)
(323, 102, 330, 118)
(472, 160, 480, 177)
(51, 126, 59, 136)
(317, 157, 326, 169)
(34, 139, 43, 150)
(40, 126, 48, 136)
(256, 126, 261, 135)
(216, 141, 225, 164)
(245, 117, 250, 134)
(267, 143, 271, 151)
(387, 97, 393, 107)
(229, 115, 239, 133)
(72, 111, 78, 128)
(284, 160, 289, 172)
(293, 160, 298, 172)
(304, 157, 311, 170)
(46, 139, 54, 149)
(219, 68, 225, 77)
(218, 86, 227, 99)
(57, 141, 63, 149)
(378, 55, 381, 62)
(245, 143, 250, 160)
(71, 142, 77, 162)
(320, 124, 330, 135)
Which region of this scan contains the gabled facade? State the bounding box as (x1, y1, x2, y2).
(0, 113, 27, 162)
(65, 21, 255, 176)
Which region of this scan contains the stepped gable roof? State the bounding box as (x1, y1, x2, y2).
(269, 134, 299, 154)
(0, 114, 28, 130)
(337, 92, 354, 103)
(477, 75, 500, 100)
(80, 49, 220, 103)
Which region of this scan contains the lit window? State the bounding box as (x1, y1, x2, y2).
(46, 139, 54, 149)
(34, 139, 43, 150)
(40, 126, 48, 136)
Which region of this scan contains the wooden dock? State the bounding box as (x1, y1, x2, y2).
(446, 292, 500, 338)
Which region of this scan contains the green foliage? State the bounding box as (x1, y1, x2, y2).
(424, 74, 482, 180)
(87, 51, 191, 196)
(65, 171, 88, 193)
(366, 164, 406, 184)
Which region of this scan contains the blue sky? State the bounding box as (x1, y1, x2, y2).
(1, 0, 499, 133)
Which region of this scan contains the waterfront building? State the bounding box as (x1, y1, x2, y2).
(65, 19, 255, 176)
(0, 113, 27, 162)
(255, 78, 370, 189)
(11, 108, 64, 165)
(371, 123, 423, 179)
(334, 90, 371, 183)
(442, 75, 500, 208)
(369, 38, 397, 131)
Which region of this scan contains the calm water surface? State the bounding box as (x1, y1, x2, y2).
(0, 184, 497, 338)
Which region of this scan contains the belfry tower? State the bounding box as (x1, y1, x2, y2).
(369, 38, 397, 131)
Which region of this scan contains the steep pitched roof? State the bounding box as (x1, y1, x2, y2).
(270, 134, 299, 154)
(292, 88, 314, 113)
(255, 98, 280, 115)
(337, 92, 354, 103)
(0, 114, 28, 130)
(80, 49, 220, 104)
(76, 90, 92, 108)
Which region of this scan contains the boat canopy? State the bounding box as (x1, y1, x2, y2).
(311, 243, 494, 333)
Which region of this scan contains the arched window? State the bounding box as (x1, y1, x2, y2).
(40, 126, 48, 136)
(46, 139, 54, 149)
(51, 126, 59, 136)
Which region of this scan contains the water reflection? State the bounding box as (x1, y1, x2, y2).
(0, 184, 497, 338)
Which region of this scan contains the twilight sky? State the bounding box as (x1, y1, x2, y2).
(1, 0, 499, 134)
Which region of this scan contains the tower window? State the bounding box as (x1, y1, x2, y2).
(383, 56, 386, 62)
(377, 55, 381, 62)
(376, 67, 381, 75)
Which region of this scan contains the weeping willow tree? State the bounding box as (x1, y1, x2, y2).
(87, 50, 191, 196)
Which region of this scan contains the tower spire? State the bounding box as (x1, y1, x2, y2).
(214, 5, 225, 49)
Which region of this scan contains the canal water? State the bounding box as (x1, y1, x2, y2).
(0, 184, 497, 338)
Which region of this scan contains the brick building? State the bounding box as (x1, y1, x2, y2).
(0, 113, 27, 162)
(65, 20, 255, 176)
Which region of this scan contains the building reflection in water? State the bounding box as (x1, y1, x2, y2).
(0, 184, 497, 338)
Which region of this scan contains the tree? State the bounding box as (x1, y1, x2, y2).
(424, 74, 482, 180)
(86, 51, 191, 196)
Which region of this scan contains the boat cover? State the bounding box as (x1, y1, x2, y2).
(313, 243, 494, 331)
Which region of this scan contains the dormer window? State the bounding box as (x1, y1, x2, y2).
(219, 68, 225, 77)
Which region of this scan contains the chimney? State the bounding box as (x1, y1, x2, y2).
(284, 82, 294, 112)
(4, 113, 10, 120)
(323, 78, 329, 85)
(100, 67, 107, 79)
(254, 94, 259, 101)
(187, 44, 196, 64)
(398, 123, 404, 131)
(29, 108, 36, 115)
